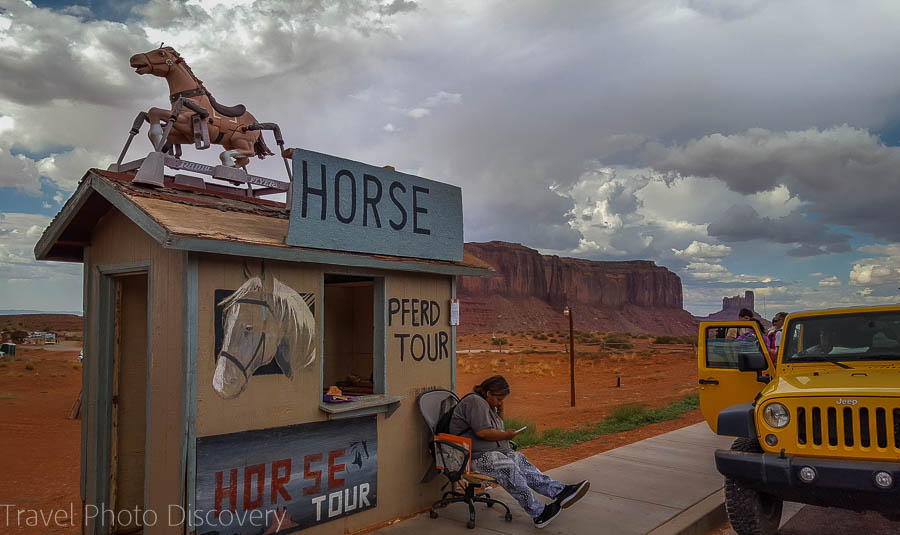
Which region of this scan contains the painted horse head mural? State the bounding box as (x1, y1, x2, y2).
(129, 46, 274, 167)
(214, 264, 316, 399)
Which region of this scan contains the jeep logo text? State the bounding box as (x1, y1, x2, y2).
(835, 398, 859, 406)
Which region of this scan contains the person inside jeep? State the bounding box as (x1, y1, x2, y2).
(448, 375, 590, 529)
(802, 328, 835, 355)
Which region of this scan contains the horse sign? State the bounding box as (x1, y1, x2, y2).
(214, 263, 316, 399)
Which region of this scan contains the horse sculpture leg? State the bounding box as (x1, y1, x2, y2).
(147, 107, 175, 151)
(220, 150, 243, 167)
(223, 134, 257, 168)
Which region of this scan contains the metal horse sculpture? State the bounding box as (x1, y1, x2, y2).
(128, 46, 282, 168)
(214, 264, 316, 399)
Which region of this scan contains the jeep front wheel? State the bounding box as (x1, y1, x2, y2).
(724, 438, 783, 535)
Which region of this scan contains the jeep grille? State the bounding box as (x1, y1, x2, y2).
(784, 399, 900, 460)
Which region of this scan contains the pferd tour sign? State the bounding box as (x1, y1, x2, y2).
(286, 149, 463, 262)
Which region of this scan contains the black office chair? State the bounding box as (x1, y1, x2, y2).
(417, 389, 513, 529)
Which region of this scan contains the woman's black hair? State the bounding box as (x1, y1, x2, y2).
(474, 375, 510, 397)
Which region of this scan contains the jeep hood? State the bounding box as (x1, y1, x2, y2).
(766, 368, 900, 398)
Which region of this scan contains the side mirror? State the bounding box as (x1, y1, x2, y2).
(738, 352, 768, 372)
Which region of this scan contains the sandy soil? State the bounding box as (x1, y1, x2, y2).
(0, 345, 82, 533)
(0, 331, 702, 532)
(456, 332, 703, 470)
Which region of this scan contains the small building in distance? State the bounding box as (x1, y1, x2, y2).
(24, 331, 56, 345)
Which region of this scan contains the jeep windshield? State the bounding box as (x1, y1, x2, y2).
(783, 311, 900, 364)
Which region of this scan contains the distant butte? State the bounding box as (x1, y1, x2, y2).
(456, 241, 698, 335)
(699, 290, 771, 327)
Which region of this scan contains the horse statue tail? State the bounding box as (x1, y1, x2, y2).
(254, 134, 275, 159)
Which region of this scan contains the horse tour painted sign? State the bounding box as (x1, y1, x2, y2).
(195, 417, 377, 534)
(286, 149, 464, 262)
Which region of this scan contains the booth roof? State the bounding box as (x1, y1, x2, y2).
(35, 169, 493, 278)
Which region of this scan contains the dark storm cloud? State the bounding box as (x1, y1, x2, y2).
(685, 0, 771, 21)
(0, 3, 153, 106)
(708, 204, 851, 256)
(6, 0, 900, 271)
(380, 0, 417, 15)
(645, 126, 900, 243)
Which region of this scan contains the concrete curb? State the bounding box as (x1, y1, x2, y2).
(646, 489, 726, 535)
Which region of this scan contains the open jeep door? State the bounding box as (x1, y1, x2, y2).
(698, 321, 774, 433)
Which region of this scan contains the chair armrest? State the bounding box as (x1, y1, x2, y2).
(509, 440, 518, 451)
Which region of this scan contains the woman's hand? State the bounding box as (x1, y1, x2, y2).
(496, 401, 504, 418)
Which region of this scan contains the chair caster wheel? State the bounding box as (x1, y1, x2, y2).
(467, 520, 475, 529)
(505, 512, 513, 522)
(486, 501, 494, 507)
(430, 510, 438, 519)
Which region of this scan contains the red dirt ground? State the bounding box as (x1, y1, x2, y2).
(455, 332, 704, 470)
(0, 331, 703, 532)
(0, 343, 82, 533)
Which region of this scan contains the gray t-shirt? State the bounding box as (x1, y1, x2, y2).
(449, 393, 511, 459)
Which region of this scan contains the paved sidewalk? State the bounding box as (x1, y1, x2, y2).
(375, 422, 734, 535)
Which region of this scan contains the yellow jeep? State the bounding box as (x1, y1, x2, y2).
(698, 305, 900, 535)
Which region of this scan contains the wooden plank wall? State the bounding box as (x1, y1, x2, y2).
(195, 259, 452, 534)
(89, 211, 184, 535)
(84, 208, 456, 535)
(195, 256, 323, 436)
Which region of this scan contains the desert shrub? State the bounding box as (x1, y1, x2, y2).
(491, 338, 508, 346)
(603, 333, 633, 350)
(607, 403, 648, 423)
(582, 333, 604, 344)
(10, 330, 27, 343)
(534, 334, 548, 340)
(653, 334, 697, 345)
(24, 362, 35, 371)
(549, 338, 558, 344)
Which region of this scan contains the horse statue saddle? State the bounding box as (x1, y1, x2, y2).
(207, 92, 246, 117)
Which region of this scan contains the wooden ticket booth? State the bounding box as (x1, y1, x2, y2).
(36, 148, 491, 535)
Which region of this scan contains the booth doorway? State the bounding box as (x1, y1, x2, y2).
(109, 273, 148, 533)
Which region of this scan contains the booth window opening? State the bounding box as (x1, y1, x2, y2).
(323, 274, 382, 398)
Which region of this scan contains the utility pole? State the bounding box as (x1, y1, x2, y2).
(564, 305, 575, 407)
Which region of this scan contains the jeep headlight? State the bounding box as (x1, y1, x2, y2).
(763, 402, 790, 428)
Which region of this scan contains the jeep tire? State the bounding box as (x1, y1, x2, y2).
(724, 438, 783, 535)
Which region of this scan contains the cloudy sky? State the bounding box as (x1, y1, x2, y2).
(2, 0, 900, 316)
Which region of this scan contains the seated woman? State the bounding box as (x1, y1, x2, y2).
(449, 375, 590, 529)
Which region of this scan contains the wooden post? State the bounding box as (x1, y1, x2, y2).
(565, 305, 575, 407)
